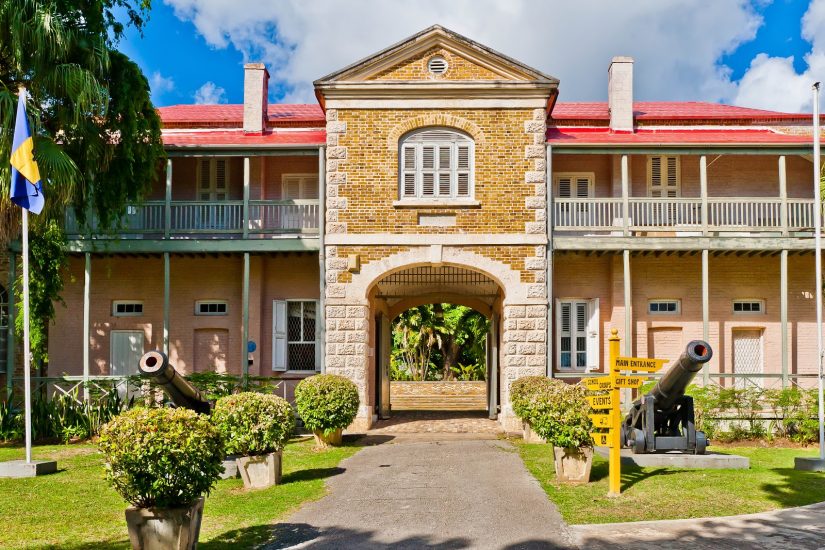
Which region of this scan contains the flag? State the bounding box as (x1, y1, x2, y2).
(10, 91, 44, 215)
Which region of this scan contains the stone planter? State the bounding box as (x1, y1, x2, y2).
(522, 421, 546, 443)
(125, 496, 204, 550)
(219, 454, 240, 480)
(236, 451, 282, 489)
(313, 429, 343, 448)
(553, 446, 593, 484)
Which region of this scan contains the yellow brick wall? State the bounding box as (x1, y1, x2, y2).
(372, 48, 502, 81)
(331, 108, 542, 234)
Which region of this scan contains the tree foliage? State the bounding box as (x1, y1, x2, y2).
(0, 0, 164, 367)
(391, 304, 490, 381)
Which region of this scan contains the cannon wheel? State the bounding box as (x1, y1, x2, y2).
(629, 428, 646, 454)
(695, 431, 708, 455)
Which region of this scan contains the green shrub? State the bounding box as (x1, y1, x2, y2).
(212, 392, 294, 456)
(510, 377, 593, 449)
(99, 407, 224, 509)
(184, 372, 280, 400)
(294, 374, 359, 436)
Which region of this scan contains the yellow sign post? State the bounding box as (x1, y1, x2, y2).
(584, 329, 665, 497)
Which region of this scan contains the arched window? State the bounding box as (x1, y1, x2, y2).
(399, 128, 474, 200)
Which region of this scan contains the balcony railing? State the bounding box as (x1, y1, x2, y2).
(65, 200, 320, 238)
(552, 197, 816, 234)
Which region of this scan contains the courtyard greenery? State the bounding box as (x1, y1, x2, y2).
(516, 441, 825, 524)
(294, 374, 359, 437)
(212, 393, 295, 456)
(511, 376, 593, 448)
(391, 303, 489, 381)
(0, 438, 360, 548)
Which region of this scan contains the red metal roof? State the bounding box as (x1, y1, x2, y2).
(163, 129, 326, 148)
(551, 101, 815, 122)
(158, 104, 325, 126)
(546, 127, 811, 146)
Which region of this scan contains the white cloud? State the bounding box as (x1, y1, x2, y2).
(732, 0, 825, 112)
(149, 71, 175, 97)
(162, 0, 820, 112)
(193, 81, 227, 104)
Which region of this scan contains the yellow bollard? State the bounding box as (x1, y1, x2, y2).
(608, 329, 622, 497)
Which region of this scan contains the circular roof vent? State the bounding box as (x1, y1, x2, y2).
(427, 56, 448, 75)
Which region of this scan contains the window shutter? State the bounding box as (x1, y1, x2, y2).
(272, 300, 287, 371)
(198, 159, 211, 193)
(402, 145, 417, 197)
(214, 159, 228, 190)
(283, 177, 300, 200)
(422, 173, 435, 196)
(457, 173, 470, 197)
(557, 177, 572, 198)
(403, 173, 416, 197)
(457, 145, 470, 170)
(438, 173, 451, 196)
(586, 298, 600, 371)
(650, 156, 662, 189)
(555, 299, 563, 370)
(575, 177, 591, 198)
(438, 146, 451, 170)
(314, 300, 321, 371)
(422, 146, 435, 170)
(302, 177, 319, 200)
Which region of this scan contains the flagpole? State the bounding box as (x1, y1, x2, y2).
(22, 207, 32, 464)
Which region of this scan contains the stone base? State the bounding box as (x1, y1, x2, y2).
(237, 451, 282, 489)
(314, 429, 343, 448)
(0, 459, 58, 478)
(554, 446, 593, 484)
(523, 422, 546, 443)
(125, 497, 204, 550)
(219, 455, 240, 480)
(595, 448, 749, 469)
(794, 457, 825, 471)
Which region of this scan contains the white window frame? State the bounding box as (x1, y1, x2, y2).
(554, 172, 594, 198)
(732, 299, 765, 315)
(398, 128, 474, 200)
(195, 300, 228, 316)
(196, 158, 230, 201)
(272, 299, 320, 373)
(647, 155, 681, 198)
(648, 299, 681, 315)
(112, 300, 144, 317)
(555, 298, 599, 372)
(281, 173, 319, 200)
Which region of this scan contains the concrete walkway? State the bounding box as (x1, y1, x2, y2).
(572, 502, 825, 549)
(267, 436, 575, 549)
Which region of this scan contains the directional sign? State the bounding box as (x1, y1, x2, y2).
(613, 375, 646, 389)
(589, 413, 612, 428)
(591, 432, 611, 447)
(587, 394, 615, 410)
(614, 356, 668, 372)
(583, 377, 613, 391)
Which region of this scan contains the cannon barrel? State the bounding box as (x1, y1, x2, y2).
(646, 340, 712, 412)
(138, 350, 211, 414)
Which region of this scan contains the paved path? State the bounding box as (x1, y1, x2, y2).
(368, 410, 504, 435)
(267, 436, 574, 549)
(572, 502, 825, 549)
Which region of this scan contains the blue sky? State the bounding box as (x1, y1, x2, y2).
(118, 0, 820, 112)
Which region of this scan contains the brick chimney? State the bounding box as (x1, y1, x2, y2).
(608, 56, 634, 133)
(243, 63, 269, 134)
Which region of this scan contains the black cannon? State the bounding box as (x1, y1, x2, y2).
(138, 350, 212, 414)
(621, 341, 713, 454)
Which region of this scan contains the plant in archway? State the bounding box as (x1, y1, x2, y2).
(392, 305, 444, 381)
(295, 374, 359, 448)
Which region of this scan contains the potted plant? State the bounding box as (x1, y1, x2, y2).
(211, 392, 295, 489)
(514, 377, 594, 483)
(294, 374, 359, 448)
(510, 376, 557, 443)
(98, 407, 224, 550)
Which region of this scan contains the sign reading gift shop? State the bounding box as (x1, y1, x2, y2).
(584, 329, 665, 497)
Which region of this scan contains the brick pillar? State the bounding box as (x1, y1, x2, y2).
(325, 303, 371, 431)
(500, 303, 548, 432)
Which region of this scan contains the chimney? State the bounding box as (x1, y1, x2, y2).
(243, 63, 269, 134)
(608, 56, 634, 133)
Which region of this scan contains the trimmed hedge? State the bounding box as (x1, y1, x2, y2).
(510, 376, 593, 449)
(295, 374, 359, 436)
(212, 392, 295, 456)
(99, 407, 224, 509)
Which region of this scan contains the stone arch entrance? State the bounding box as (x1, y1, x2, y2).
(369, 265, 502, 422)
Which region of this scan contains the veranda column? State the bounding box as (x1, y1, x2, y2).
(82, 253, 91, 401)
(623, 250, 632, 355)
(700, 155, 708, 235)
(621, 155, 630, 235)
(779, 156, 788, 236)
(164, 159, 172, 238)
(781, 249, 789, 387)
(702, 249, 709, 385)
(243, 157, 250, 238)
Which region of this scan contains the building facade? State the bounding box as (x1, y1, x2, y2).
(19, 26, 822, 431)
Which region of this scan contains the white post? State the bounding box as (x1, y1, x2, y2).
(83, 253, 91, 401)
(22, 209, 32, 464)
(813, 82, 824, 461)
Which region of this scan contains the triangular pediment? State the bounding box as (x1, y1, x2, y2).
(315, 25, 558, 85)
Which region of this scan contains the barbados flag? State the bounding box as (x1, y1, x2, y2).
(10, 91, 44, 215)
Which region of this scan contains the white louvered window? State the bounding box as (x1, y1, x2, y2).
(647, 155, 680, 198)
(555, 173, 593, 199)
(556, 299, 599, 371)
(399, 128, 474, 200)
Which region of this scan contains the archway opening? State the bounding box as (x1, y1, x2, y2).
(367, 265, 504, 430)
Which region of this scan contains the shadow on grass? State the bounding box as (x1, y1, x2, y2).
(281, 467, 346, 484)
(759, 467, 825, 509)
(35, 541, 129, 550)
(620, 466, 678, 492)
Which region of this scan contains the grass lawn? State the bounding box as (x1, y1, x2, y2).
(0, 437, 361, 549)
(516, 441, 825, 525)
